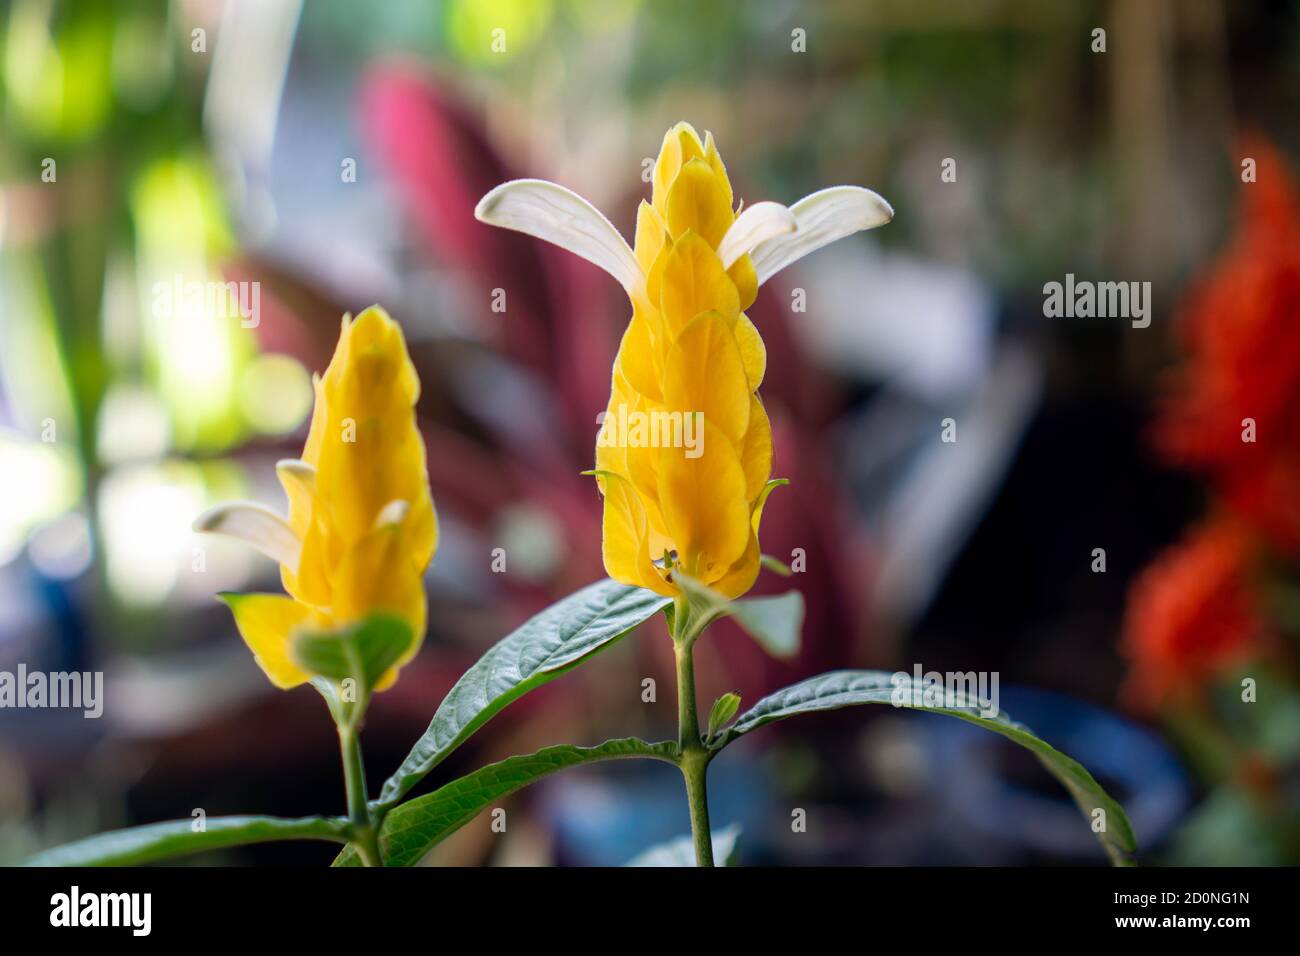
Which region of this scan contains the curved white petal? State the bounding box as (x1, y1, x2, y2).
(717, 201, 798, 270)
(373, 499, 410, 530)
(275, 458, 315, 494)
(193, 501, 301, 572)
(274, 460, 314, 504)
(475, 179, 641, 292)
(750, 186, 894, 284)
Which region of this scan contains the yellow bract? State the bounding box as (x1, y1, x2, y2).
(599, 123, 775, 598)
(217, 307, 437, 690)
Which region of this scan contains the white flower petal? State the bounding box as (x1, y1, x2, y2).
(717, 201, 798, 270)
(750, 186, 893, 285)
(193, 501, 301, 572)
(475, 179, 641, 292)
(275, 459, 315, 495)
(373, 499, 410, 530)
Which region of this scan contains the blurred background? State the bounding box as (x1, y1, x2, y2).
(2, 0, 1298, 866)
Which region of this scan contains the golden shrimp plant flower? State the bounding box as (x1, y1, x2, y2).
(477, 123, 891, 599)
(195, 306, 437, 690)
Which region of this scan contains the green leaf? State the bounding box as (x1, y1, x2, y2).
(706, 691, 742, 742)
(338, 738, 676, 866)
(25, 815, 348, 867)
(732, 592, 804, 658)
(714, 670, 1138, 866)
(374, 579, 671, 809)
(625, 823, 742, 866)
(293, 614, 413, 690)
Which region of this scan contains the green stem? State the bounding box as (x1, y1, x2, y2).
(673, 625, 715, 867)
(338, 722, 383, 867)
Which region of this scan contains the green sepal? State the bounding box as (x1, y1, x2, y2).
(292, 613, 413, 693)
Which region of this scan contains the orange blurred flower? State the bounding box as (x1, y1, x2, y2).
(1155, 136, 1300, 554)
(1122, 517, 1263, 709)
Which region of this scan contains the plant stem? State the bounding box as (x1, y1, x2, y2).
(674, 633, 715, 867)
(338, 722, 383, 867)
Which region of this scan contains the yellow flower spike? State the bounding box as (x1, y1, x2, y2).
(218, 593, 321, 689)
(663, 310, 751, 449)
(702, 131, 734, 210)
(734, 313, 767, 389)
(643, 239, 674, 327)
(658, 419, 752, 585)
(710, 531, 763, 599)
(651, 122, 706, 215)
(593, 469, 675, 597)
(665, 160, 734, 248)
(739, 396, 774, 500)
(728, 255, 759, 312)
(633, 201, 666, 275)
(475, 124, 892, 598)
(615, 305, 663, 402)
(659, 232, 740, 337)
(195, 306, 437, 690)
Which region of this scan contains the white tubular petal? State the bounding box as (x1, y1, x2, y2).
(192, 501, 301, 572)
(373, 499, 410, 531)
(475, 179, 642, 292)
(717, 201, 798, 270)
(750, 186, 894, 284)
(275, 459, 316, 494)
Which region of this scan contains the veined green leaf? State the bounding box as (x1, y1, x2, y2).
(374, 579, 671, 809)
(625, 823, 742, 866)
(25, 815, 348, 867)
(714, 670, 1137, 866)
(293, 614, 413, 690)
(338, 738, 676, 866)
